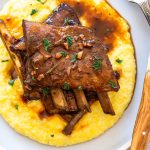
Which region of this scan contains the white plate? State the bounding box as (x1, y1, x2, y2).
(0, 0, 150, 150)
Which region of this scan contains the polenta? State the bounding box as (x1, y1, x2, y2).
(0, 0, 136, 147)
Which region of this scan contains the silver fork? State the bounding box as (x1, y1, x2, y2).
(128, 0, 150, 25)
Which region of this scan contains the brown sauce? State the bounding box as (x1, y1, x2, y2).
(39, 110, 50, 119)
(21, 95, 31, 103)
(58, 0, 121, 52)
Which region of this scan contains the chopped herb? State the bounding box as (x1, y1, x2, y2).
(71, 53, 77, 63)
(66, 36, 73, 47)
(93, 56, 102, 70)
(8, 79, 15, 86)
(14, 104, 19, 110)
(50, 134, 54, 137)
(77, 85, 82, 90)
(63, 82, 70, 90)
(63, 17, 74, 25)
(63, 18, 69, 25)
(32, 76, 35, 80)
(53, 7, 59, 13)
(108, 80, 117, 89)
(37, 0, 47, 4)
(116, 58, 123, 64)
(43, 38, 51, 51)
(30, 9, 38, 15)
(1, 59, 9, 62)
(60, 51, 67, 57)
(42, 87, 50, 95)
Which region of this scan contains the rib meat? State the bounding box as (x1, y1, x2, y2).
(23, 21, 119, 92)
(8, 4, 116, 115)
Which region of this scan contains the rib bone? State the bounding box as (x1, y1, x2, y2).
(41, 94, 63, 114)
(73, 89, 91, 112)
(63, 110, 85, 135)
(50, 88, 68, 110)
(0, 20, 23, 84)
(97, 92, 115, 115)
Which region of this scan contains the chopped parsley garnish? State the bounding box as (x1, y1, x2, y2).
(37, 0, 47, 4)
(42, 87, 50, 95)
(14, 104, 19, 110)
(53, 7, 59, 13)
(116, 58, 123, 64)
(63, 82, 70, 90)
(63, 17, 74, 25)
(108, 80, 117, 89)
(66, 36, 73, 47)
(32, 76, 35, 80)
(50, 134, 54, 137)
(60, 51, 67, 57)
(1, 59, 9, 62)
(30, 9, 38, 15)
(71, 54, 78, 63)
(43, 38, 51, 51)
(77, 85, 82, 90)
(8, 79, 15, 86)
(93, 56, 102, 70)
(64, 18, 70, 25)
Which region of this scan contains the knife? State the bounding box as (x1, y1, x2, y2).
(128, 0, 150, 149)
(130, 55, 150, 150)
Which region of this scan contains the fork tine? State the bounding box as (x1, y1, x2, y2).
(128, 0, 136, 2)
(127, 0, 146, 4)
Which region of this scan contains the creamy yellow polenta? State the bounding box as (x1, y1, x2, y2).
(0, 0, 136, 146)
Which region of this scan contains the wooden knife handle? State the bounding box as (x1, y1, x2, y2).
(131, 71, 150, 150)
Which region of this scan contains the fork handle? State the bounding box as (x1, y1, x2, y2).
(140, 0, 150, 25)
